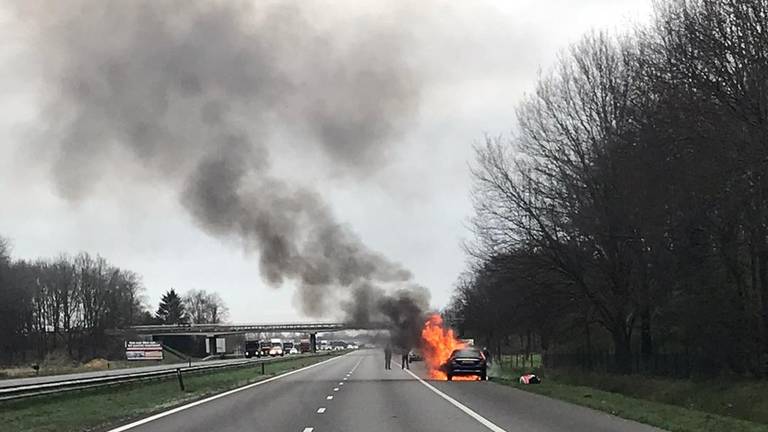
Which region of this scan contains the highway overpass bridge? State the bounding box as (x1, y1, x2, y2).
(128, 322, 386, 336)
(125, 322, 387, 356)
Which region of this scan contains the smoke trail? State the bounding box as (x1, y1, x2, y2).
(18, 0, 428, 325)
(344, 282, 429, 350)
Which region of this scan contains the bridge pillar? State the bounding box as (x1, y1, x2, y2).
(309, 333, 317, 353)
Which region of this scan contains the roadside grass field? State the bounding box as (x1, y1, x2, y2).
(0, 348, 190, 380)
(498, 353, 542, 369)
(0, 353, 342, 432)
(492, 364, 768, 432)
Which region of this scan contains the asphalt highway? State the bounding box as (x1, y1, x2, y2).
(107, 349, 664, 432)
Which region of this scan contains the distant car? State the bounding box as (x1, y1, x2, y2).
(283, 341, 295, 353)
(442, 347, 487, 381)
(289, 347, 299, 355)
(408, 349, 423, 362)
(269, 345, 284, 356)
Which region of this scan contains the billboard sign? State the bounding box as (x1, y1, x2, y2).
(126, 341, 163, 360)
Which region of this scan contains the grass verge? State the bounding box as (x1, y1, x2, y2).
(0, 352, 342, 432)
(0, 349, 191, 380)
(492, 366, 768, 432)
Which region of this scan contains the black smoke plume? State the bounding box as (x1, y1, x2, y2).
(344, 282, 429, 350)
(18, 0, 428, 336)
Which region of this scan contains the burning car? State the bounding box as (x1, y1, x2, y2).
(421, 313, 477, 380)
(441, 347, 487, 381)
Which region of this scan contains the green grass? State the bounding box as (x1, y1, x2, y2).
(0, 353, 340, 432)
(0, 349, 191, 380)
(491, 364, 768, 432)
(497, 353, 542, 370)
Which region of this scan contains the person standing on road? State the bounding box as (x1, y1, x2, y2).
(482, 347, 492, 365)
(401, 348, 410, 370)
(384, 343, 392, 370)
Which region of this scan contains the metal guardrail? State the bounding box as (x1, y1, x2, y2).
(0, 352, 332, 402)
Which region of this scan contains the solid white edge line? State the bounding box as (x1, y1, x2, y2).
(404, 369, 507, 432)
(104, 354, 347, 432)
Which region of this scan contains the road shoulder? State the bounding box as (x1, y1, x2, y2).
(495, 377, 768, 432)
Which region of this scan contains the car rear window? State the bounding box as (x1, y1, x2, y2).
(454, 349, 481, 357)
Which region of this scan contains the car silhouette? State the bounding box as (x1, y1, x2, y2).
(441, 347, 487, 381)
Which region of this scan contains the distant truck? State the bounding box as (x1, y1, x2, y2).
(244, 340, 261, 358)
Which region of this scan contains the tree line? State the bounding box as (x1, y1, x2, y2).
(0, 237, 228, 364)
(449, 0, 768, 377)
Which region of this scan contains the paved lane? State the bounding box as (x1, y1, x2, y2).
(414, 365, 662, 432)
(114, 353, 360, 432)
(313, 351, 491, 432)
(111, 349, 664, 432)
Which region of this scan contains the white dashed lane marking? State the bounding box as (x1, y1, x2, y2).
(302, 428, 314, 432)
(317, 408, 326, 414)
(326, 395, 333, 400)
(333, 387, 339, 391)
(104, 355, 345, 432)
(347, 356, 363, 374)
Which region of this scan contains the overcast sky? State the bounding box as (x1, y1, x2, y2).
(0, 0, 651, 322)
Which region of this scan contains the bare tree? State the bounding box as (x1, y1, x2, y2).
(458, 0, 768, 377)
(206, 292, 228, 324)
(469, 32, 650, 372)
(183, 289, 229, 324)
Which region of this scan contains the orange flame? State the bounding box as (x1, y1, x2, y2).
(420, 313, 471, 380)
